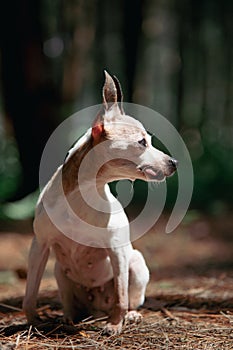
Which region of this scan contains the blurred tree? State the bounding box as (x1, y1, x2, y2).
(0, 0, 61, 201)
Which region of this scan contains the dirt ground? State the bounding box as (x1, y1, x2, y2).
(0, 213, 232, 349)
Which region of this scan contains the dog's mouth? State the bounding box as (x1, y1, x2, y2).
(138, 165, 165, 182)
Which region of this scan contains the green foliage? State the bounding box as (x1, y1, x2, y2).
(0, 135, 22, 201)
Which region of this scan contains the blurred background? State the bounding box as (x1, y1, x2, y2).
(0, 0, 232, 307)
(0, 0, 232, 220)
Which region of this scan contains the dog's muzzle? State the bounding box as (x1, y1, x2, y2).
(138, 157, 178, 181)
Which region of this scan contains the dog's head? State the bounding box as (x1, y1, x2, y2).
(91, 71, 178, 183)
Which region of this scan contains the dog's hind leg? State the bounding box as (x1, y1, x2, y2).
(126, 250, 150, 322)
(23, 236, 50, 324)
(54, 262, 88, 323)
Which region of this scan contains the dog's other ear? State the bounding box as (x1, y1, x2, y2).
(112, 75, 124, 114)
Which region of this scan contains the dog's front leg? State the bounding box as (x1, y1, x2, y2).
(103, 246, 129, 335)
(23, 236, 50, 324)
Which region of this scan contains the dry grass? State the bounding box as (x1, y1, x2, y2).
(0, 216, 232, 349)
(0, 291, 232, 350)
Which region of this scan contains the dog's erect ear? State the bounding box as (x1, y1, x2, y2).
(92, 71, 124, 142)
(103, 70, 124, 114)
(103, 70, 117, 108)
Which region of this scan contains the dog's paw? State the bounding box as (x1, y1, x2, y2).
(102, 321, 123, 336)
(125, 310, 142, 324)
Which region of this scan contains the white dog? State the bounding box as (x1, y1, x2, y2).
(23, 71, 177, 335)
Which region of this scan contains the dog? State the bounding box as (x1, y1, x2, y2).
(23, 71, 178, 335)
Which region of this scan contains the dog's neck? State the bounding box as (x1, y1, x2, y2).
(62, 132, 113, 199)
(60, 133, 123, 227)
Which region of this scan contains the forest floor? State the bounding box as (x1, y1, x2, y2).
(0, 213, 232, 349)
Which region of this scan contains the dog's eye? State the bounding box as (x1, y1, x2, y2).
(138, 138, 147, 147)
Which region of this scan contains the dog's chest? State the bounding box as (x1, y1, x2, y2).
(52, 240, 113, 288)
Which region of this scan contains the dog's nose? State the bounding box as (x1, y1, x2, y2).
(168, 158, 178, 170)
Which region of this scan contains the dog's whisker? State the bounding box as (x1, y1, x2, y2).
(148, 181, 160, 192)
(129, 180, 135, 194)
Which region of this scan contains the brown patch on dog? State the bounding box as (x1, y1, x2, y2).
(62, 136, 93, 194)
